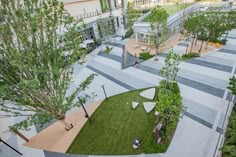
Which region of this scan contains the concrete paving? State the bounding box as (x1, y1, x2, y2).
(1, 26, 236, 157)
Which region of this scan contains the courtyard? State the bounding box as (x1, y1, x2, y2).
(0, 1, 236, 157)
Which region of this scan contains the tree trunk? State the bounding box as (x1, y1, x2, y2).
(60, 119, 73, 131)
(190, 37, 194, 52)
(154, 40, 159, 61)
(195, 36, 198, 45)
(12, 128, 29, 142)
(179, 32, 183, 41)
(185, 44, 189, 54)
(205, 38, 210, 50)
(199, 40, 204, 53)
(224, 32, 228, 40)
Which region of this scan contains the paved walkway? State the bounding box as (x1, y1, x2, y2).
(125, 33, 219, 57)
(23, 100, 103, 153)
(1, 28, 236, 157)
(65, 29, 236, 157)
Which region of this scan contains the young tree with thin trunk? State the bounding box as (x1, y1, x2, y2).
(160, 50, 182, 88)
(0, 0, 95, 131)
(149, 7, 169, 61)
(96, 12, 116, 53)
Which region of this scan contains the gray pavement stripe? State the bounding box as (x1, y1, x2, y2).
(177, 76, 225, 98)
(44, 150, 87, 157)
(183, 97, 217, 125)
(106, 42, 124, 48)
(195, 55, 235, 67)
(220, 48, 236, 55)
(226, 92, 236, 102)
(216, 127, 224, 134)
(183, 111, 213, 129)
(227, 36, 236, 39)
(98, 51, 121, 63)
(177, 42, 188, 46)
(87, 65, 136, 90)
(159, 52, 233, 72)
(186, 59, 233, 73)
(136, 64, 225, 98)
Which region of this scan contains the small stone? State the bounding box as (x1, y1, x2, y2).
(132, 102, 139, 109)
(143, 102, 156, 113)
(155, 111, 160, 116)
(139, 88, 156, 100)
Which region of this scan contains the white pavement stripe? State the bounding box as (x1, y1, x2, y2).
(94, 55, 163, 85)
(196, 55, 235, 67)
(203, 62, 236, 157)
(94, 55, 223, 113)
(73, 68, 128, 101)
(209, 52, 236, 61)
(155, 56, 232, 81)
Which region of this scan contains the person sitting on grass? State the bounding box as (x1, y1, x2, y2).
(132, 138, 141, 149)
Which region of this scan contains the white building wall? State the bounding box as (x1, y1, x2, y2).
(63, 0, 102, 17)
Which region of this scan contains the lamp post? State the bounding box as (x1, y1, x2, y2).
(77, 97, 90, 121)
(101, 85, 108, 100)
(0, 137, 22, 155)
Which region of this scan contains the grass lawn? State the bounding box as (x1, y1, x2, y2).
(162, 3, 193, 16)
(143, 3, 193, 22)
(67, 88, 168, 155)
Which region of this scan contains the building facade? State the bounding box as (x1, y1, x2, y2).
(61, 0, 123, 43)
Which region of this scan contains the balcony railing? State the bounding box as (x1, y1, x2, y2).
(76, 6, 120, 20)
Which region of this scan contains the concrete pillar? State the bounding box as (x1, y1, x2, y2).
(136, 33, 138, 42)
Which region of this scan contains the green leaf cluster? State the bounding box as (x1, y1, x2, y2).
(222, 106, 236, 157)
(182, 52, 200, 60)
(0, 0, 95, 130)
(139, 52, 154, 60)
(228, 76, 236, 96)
(184, 11, 236, 43)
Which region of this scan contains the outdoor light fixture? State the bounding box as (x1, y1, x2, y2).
(0, 137, 22, 155)
(77, 97, 90, 120)
(101, 85, 108, 100)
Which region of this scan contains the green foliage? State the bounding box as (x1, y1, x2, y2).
(122, 28, 134, 40)
(160, 50, 182, 83)
(184, 11, 236, 44)
(0, 0, 95, 130)
(143, 7, 169, 23)
(67, 88, 161, 155)
(182, 52, 200, 60)
(104, 46, 113, 54)
(222, 106, 236, 157)
(228, 76, 236, 95)
(100, 0, 109, 12)
(127, 2, 142, 29)
(97, 14, 116, 43)
(139, 52, 154, 60)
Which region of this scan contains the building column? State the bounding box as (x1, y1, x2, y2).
(136, 33, 138, 42)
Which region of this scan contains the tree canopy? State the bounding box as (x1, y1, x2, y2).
(0, 0, 95, 130)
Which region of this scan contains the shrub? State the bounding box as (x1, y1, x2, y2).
(182, 52, 200, 60)
(222, 105, 236, 157)
(104, 46, 113, 54)
(122, 28, 133, 40)
(139, 52, 154, 60)
(156, 80, 182, 140)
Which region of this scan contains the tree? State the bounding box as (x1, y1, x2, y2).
(149, 7, 169, 61)
(96, 12, 116, 52)
(160, 50, 182, 86)
(126, 2, 142, 29)
(0, 0, 95, 131)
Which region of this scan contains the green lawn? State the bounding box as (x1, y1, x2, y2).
(162, 3, 193, 16)
(143, 3, 193, 22)
(67, 88, 168, 155)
